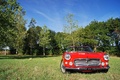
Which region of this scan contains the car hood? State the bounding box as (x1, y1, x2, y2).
(67, 51, 105, 59)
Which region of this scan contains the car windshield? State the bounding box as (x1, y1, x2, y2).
(66, 46, 93, 52)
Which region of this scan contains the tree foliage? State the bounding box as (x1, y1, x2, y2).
(13, 6, 26, 54)
(24, 26, 42, 55)
(0, 0, 26, 54)
(39, 25, 51, 56)
(0, 0, 19, 46)
(0, 1, 120, 56)
(64, 14, 79, 47)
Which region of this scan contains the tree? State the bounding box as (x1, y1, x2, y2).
(0, 0, 25, 49)
(64, 14, 78, 47)
(28, 18, 36, 28)
(24, 26, 42, 55)
(26, 18, 37, 55)
(49, 30, 57, 55)
(106, 18, 120, 55)
(83, 20, 110, 51)
(13, 6, 26, 54)
(55, 32, 69, 54)
(75, 27, 85, 45)
(39, 25, 51, 56)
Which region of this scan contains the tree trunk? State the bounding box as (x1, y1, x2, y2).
(43, 46, 45, 56)
(4, 49, 7, 55)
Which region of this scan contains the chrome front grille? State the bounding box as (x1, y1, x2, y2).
(74, 59, 100, 66)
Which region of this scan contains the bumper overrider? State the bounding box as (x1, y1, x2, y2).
(65, 66, 110, 71)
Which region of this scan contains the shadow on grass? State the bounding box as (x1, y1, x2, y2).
(0, 55, 60, 59)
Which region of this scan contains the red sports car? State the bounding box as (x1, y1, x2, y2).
(60, 46, 110, 73)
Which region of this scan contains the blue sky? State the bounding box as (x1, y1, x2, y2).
(17, 0, 120, 32)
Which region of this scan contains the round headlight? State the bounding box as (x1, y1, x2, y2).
(104, 54, 109, 60)
(65, 54, 71, 60)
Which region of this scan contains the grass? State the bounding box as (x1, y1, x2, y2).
(0, 55, 120, 80)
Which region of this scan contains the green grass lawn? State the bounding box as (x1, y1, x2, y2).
(0, 55, 120, 80)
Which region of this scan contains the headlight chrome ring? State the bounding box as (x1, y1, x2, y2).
(65, 54, 71, 60)
(104, 54, 109, 60)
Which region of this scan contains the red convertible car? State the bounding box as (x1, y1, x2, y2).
(60, 46, 110, 73)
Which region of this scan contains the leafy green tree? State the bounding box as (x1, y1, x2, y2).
(0, 0, 25, 49)
(28, 18, 36, 28)
(0, 0, 26, 55)
(64, 14, 78, 47)
(83, 20, 110, 51)
(13, 7, 26, 54)
(24, 26, 42, 55)
(39, 25, 51, 56)
(55, 32, 66, 53)
(106, 18, 120, 55)
(49, 30, 57, 55)
(26, 18, 37, 55)
(82, 18, 120, 55)
(75, 27, 85, 45)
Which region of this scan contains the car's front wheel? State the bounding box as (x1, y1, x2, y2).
(102, 69, 108, 73)
(60, 60, 68, 73)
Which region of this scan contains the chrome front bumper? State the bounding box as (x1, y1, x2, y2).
(65, 66, 110, 71)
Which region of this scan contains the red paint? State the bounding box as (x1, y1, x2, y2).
(61, 46, 110, 73)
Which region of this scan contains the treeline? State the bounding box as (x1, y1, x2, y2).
(0, 0, 120, 56)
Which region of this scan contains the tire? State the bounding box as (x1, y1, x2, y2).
(103, 69, 108, 73)
(60, 60, 68, 73)
(101, 69, 108, 73)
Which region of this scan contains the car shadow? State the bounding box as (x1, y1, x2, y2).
(68, 70, 108, 74)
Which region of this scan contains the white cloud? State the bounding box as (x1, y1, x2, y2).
(34, 9, 64, 32)
(34, 10, 55, 22)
